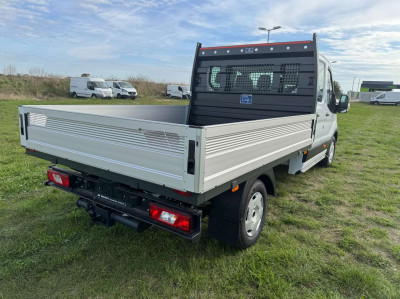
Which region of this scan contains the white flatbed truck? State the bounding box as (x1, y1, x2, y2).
(18, 34, 349, 248)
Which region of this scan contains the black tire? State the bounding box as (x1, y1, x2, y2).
(117, 93, 121, 99)
(396, 102, 400, 106)
(72, 92, 77, 98)
(319, 136, 336, 167)
(91, 94, 97, 98)
(375, 101, 379, 105)
(208, 179, 268, 249)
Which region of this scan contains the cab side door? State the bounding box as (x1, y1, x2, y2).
(313, 59, 330, 147)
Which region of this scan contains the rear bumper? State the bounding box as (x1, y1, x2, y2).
(46, 166, 202, 241)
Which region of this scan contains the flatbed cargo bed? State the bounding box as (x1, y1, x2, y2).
(18, 104, 314, 195)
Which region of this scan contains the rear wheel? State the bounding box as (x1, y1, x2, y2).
(72, 92, 77, 98)
(374, 101, 379, 105)
(208, 179, 267, 249)
(396, 102, 400, 106)
(117, 93, 121, 99)
(91, 94, 97, 98)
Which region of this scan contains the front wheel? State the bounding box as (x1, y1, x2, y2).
(91, 94, 97, 98)
(374, 101, 379, 105)
(319, 136, 336, 167)
(396, 102, 400, 106)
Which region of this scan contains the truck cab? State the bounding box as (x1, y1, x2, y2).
(311, 55, 338, 159)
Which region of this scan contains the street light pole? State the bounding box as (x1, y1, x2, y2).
(357, 79, 361, 92)
(258, 26, 282, 43)
(352, 76, 356, 91)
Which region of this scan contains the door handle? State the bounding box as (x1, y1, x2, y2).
(326, 113, 330, 116)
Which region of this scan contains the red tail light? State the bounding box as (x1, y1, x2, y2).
(149, 203, 191, 232)
(47, 169, 70, 188)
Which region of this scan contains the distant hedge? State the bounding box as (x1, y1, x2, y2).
(0, 74, 171, 99)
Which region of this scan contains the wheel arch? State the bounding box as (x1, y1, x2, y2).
(334, 130, 338, 142)
(257, 168, 276, 196)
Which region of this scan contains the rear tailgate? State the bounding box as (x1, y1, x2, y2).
(18, 105, 199, 192)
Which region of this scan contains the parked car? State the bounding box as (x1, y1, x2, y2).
(166, 85, 191, 99)
(70, 77, 112, 99)
(370, 92, 400, 106)
(18, 34, 349, 249)
(106, 81, 138, 100)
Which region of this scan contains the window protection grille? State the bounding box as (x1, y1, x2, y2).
(278, 63, 300, 93)
(225, 65, 273, 93)
(206, 63, 301, 94)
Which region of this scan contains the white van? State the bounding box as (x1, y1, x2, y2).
(106, 81, 138, 100)
(70, 77, 112, 99)
(370, 92, 400, 106)
(166, 85, 191, 99)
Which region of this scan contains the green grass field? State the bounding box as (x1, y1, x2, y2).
(0, 98, 399, 298)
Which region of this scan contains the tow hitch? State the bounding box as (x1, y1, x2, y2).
(76, 198, 152, 232)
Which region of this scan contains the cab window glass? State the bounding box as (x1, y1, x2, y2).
(113, 82, 119, 88)
(327, 69, 333, 106)
(377, 93, 385, 99)
(87, 82, 93, 89)
(209, 66, 221, 90)
(326, 69, 336, 112)
(317, 60, 325, 102)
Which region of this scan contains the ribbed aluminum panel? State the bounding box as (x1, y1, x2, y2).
(201, 114, 315, 192)
(20, 105, 194, 192)
(28, 114, 185, 156)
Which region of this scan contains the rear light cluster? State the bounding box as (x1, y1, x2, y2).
(47, 169, 70, 188)
(149, 203, 191, 232)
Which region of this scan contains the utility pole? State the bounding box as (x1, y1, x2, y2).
(352, 76, 356, 91)
(357, 79, 361, 92)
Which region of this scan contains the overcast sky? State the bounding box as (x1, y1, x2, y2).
(1, 0, 400, 92)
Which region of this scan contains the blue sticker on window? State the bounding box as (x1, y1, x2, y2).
(240, 94, 252, 104)
(245, 48, 253, 53)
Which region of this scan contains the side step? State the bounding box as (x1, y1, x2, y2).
(76, 198, 152, 232)
(301, 150, 326, 173)
(288, 149, 327, 174)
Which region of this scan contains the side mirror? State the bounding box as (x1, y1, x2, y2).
(337, 95, 349, 113)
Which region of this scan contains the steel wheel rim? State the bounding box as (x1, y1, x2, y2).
(328, 142, 335, 163)
(245, 192, 263, 237)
